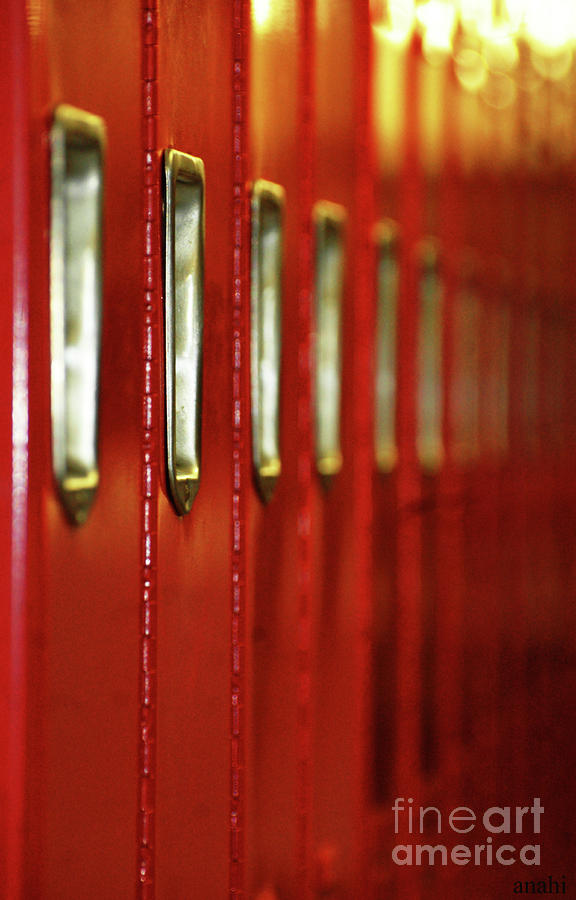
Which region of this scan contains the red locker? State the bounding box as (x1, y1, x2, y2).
(2, 1, 142, 896)
(151, 3, 234, 896)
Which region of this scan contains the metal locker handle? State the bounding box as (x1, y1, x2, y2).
(163, 150, 205, 515)
(374, 219, 400, 474)
(50, 105, 106, 525)
(313, 201, 346, 482)
(416, 239, 444, 473)
(251, 179, 285, 503)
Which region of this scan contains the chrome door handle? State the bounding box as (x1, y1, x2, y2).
(417, 239, 444, 472)
(313, 201, 346, 482)
(163, 149, 205, 515)
(251, 179, 285, 503)
(374, 219, 400, 473)
(50, 105, 106, 525)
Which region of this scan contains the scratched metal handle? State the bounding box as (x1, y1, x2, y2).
(313, 201, 346, 482)
(50, 105, 106, 525)
(163, 150, 205, 515)
(251, 179, 285, 503)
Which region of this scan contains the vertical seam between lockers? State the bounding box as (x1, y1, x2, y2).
(230, 2, 249, 897)
(138, 1, 159, 896)
(296, 1, 315, 896)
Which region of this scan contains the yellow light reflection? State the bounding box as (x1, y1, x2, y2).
(457, 0, 576, 83)
(458, 0, 493, 35)
(252, 0, 274, 29)
(371, 0, 416, 47)
(531, 46, 574, 82)
(460, 0, 523, 36)
(419, 59, 446, 171)
(373, 29, 407, 173)
(373, 0, 576, 158)
(251, 0, 293, 32)
(455, 46, 488, 91)
(417, 0, 456, 50)
(482, 70, 517, 108)
(503, 0, 527, 31)
(417, 0, 458, 60)
(483, 31, 518, 73)
(524, 0, 576, 55)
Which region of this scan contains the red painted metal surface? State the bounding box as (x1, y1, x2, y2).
(311, 4, 374, 898)
(152, 3, 234, 897)
(0, 3, 575, 899)
(0, 3, 30, 896)
(244, 6, 305, 897)
(22, 2, 142, 897)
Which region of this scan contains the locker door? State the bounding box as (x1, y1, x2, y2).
(4, 1, 143, 896)
(312, 1, 375, 896)
(243, 3, 306, 897)
(152, 2, 233, 897)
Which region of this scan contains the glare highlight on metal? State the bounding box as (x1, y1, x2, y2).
(416, 239, 444, 473)
(374, 220, 400, 474)
(313, 202, 347, 482)
(251, 180, 285, 503)
(163, 149, 205, 516)
(50, 105, 105, 525)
